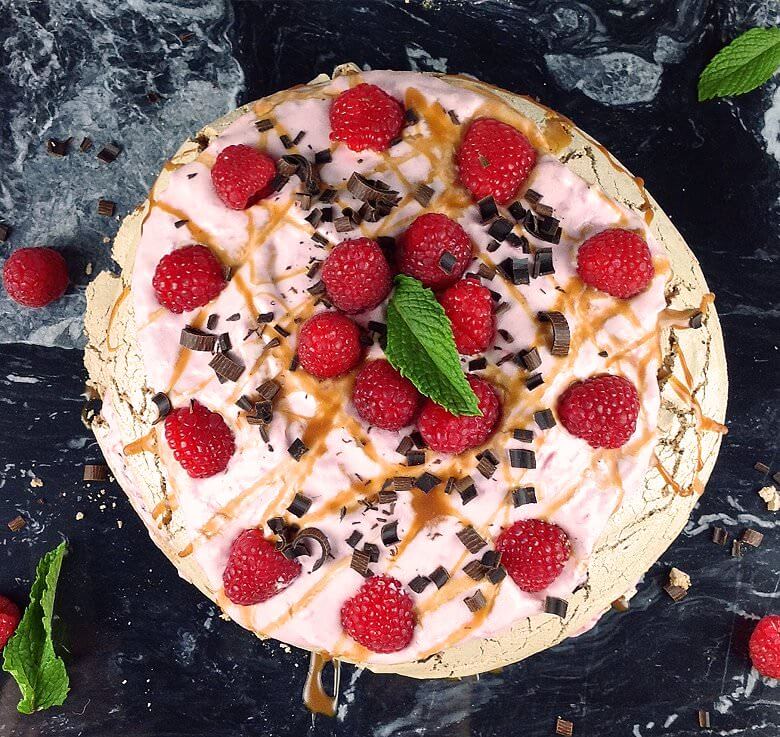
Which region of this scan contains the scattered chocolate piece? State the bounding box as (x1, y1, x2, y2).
(463, 560, 487, 581)
(381, 521, 400, 546)
(293, 527, 331, 571)
(688, 311, 704, 329)
(313, 149, 332, 165)
(444, 477, 457, 495)
(697, 710, 711, 729)
(556, 717, 574, 737)
(496, 352, 515, 366)
(486, 240, 501, 253)
(304, 208, 322, 228)
(363, 543, 380, 563)
(83, 463, 109, 481)
(280, 134, 294, 149)
(287, 439, 309, 462)
(509, 449, 536, 469)
(476, 453, 498, 479)
(477, 263, 496, 281)
(186, 172, 198, 180)
(459, 484, 478, 505)
(533, 249, 555, 278)
(7, 515, 26, 532)
(79, 136, 93, 153)
(409, 575, 431, 593)
(350, 548, 371, 577)
(97, 198, 115, 217)
(711, 527, 729, 546)
(180, 326, 217, 352)
(506, 233, 529, 252)
(478, 196, 498, 223)
(487, 565, 507, 584)
(414, 183, 434, 207)
(731, 539, 744, 558)
(410, 431, 426, 449)
(526, 373, 544, 391)
(387, 476, 414, 492)
(289, 353, 300, 371)
(378, 490, 397, 505)
(525, 189, 542, 204)
(481, 549, 502, 569)
(404, 108, 420, 126)
(754, 461, 770, 474)
(457, 525, 487, 553)
(263, 337, 281, 351)
(151, 392, 172, 424)
(206, 314, 218, 331)
(333, 215, 353, 233)
(508, 201, 526, 223)
(46, 137, 71, 157)
(227, 313, 241, 322)
(663, 583, 688, 602)
(740, 528, 764, 547)
(415, 472, 441, 493)
(429, 566, 450, 589)
(292, 130, 306, 146)
(287, 492, 312, 517)
(254, 118, 274, 132)
(209, 352, 244, 382)
(295, 192, 313, 209)
(511, 487, 537, 507)
(311, 232, 330, 248)
(497, 328, 514, 343)
(516, 347, 541, 371)
(464, 590, 486, 612)
(534, 409, 556, 430)
(346, 531, 363, 548)
(513, 428, 534, 442)
(447, 109, 460, 125)
(319, 188, 337, 204)
(257, 380, 280, 401)
(469, 357, 488, 371)
(487, 217, 513, 242)
(272, 324, 290, 338)
(544, 596, 568, 617)
(395, 436, 414, 455)
(497, 257, 530, 285)
(438, 251, 457, 274)
(235, 395, 254, 413)
(405, 450, 425, 466)
(538, 311, 571, 355)
(97, 143, 121, 163)
(257, 311, 274, 324)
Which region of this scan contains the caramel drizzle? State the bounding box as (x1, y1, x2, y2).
(127, 72, 723, 659)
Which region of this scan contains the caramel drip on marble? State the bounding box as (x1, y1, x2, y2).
(303, 652, 340, 717)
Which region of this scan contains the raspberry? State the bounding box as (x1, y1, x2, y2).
(223, 529, 301, 606)
(557, 375, 640, 449)
(0, 595, 21, 650)
(749, 615, 780, 678)
(211, 144, 276, 210)
(398, 213, 472, 289)
(297, 312, 362, 379)
(352, 360, 422, 431)
(321, 238, 392, 314)
(438, 277, 495, 355)
(577, 229, 655, 299)
(457, 118, 537, 205)
(2, 247, 68, 308)
(164, 400, 235, 478)
(495, 519, 572, 592)
(152, 244, 226, 314)
(329, 83, 404, 152)
(417, 375, 501, 454)
(341, 575, 416, 653)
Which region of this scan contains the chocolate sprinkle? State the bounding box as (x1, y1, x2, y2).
(538, 311, 571, 355)
(544, 596, 568, 617)
(415, 472, 442, 494)
(180, 327, 217, 352)
(438, 251, 457, 274)
(516, 347, 541, 371)
(257, 311, 274, 323)
(740, 528, 764, 547)
(487, 565, 507, 584)
(534, 409, 556, 430)
(272, 324, 290, 338)
(208, 352, 244, 382)
(429, 566, 450, 589)
(97, 142, 121, 163)
(350, 549, 371, 577)
(381, 521, 400, 546)
(463, 560, 487, 581)
(457, 525, 487, 553)
(533, 249, 555, 277)
(280, 134, 293, 149)
(289, 353, 300, 371)
(497, 257, 530, 285)
(409, 575, 431, 593)
(83, 463, 109, 481)
(497, 328, 514, 343)
(663, 583, 688, 602)
(287, 439, 309, 462)
(227, 313, 241, 321)
(346, 531, 363, 548)
(287, 492, 312, 517)
(526, 373, 544, 390)
(263, 337, 281, 351)
(97, 199, 115, 217)
(509, 448, 536, 469)
(711, 526, 729, 545)
(512, 428, 534, 442)
(363, 543, 380, 563)
(414, 183, 434, 207)
(511, 486, 537, 507)
(405, 450, 425, 466)
(254, 118, 273, 132)
(478, 196, 498, 223)
(469, 357, 487, 371)
(151, 392, 172, 424)
(464, 590, 486, 612)
(487, 217, 513, 242)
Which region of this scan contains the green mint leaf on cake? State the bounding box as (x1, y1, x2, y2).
(385, 274, 480, 416)
(698, 27, 780, 101)
(2, 541, 69, 714)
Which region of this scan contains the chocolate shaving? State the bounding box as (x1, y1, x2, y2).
(476, 263, 496, 281)
(438, 251, 457, 274)
(487, 217, 513, 242)
(497, 328, 514, 343)
(269, 173, 288, 192)
(534, 409, 556, 430)
(711, 526, 729, 545)
(346, 172, 399, 206)
(476, 453, 498, 479)
(409, 575, 430, 593)
(257, 311, 274, 324)
(487, 565, 507, 584)
(525, 189, 542, 204)
(257, 380, 280, 401)
(447, 109, 460, 125)
(429, 566, 450, 589)
(538, 311, 571, 355)
(333, 215, 353, 233)
(415, 472, 441, 494)
(459, 483, 478, 505)
(381, 521, 400, 546)
(388, 476, 414, 492)
(506, 233, 529, 252)
(405, 450, 425, 466)
(227, 313, 241, 321)
(511, 487, 537, 507)
(363, 543, 380, 563)
(79, 136, 93, 153)
(292, 130, 306, 146)
(740, 528, 764, 547)
(753, 461, 770, 474)
(526, 373, 544, 391)
(307, 280, 326, 296)
(235, 395, 254, 412)
(180, 327, 217, 352)
(731, 539, 744, 558)
(509, 449, 536, 469)
(544, 596, 568, 617)
(8, 515, 27, 532)
(481, 550, 501, 569)
(395, 436, 414, 455)
(512, 428, 534, 442)
(287, 492, 312, 517)
(478, 196, 498, 223)
(350, 548, 371, 577)
(83, 463, 109, 481)
(287, 439, 309, 462)
(293, 527, 331, 571)
(151, 392, 171, 424)
(295, 192, 313, 209)
(486, 240, 500, 253)
(404, 108, 420, 126)
(46, 137, 71, 157)
(208, 352, 244, 382)
(280, 134, 293, 149)
(314, 149, 332, 165)
(469, 357, 487, 371)
(305, 208, 322, 228)
(463, 560, 487, 581)
(254, 118, 273, 132)
(534, 202, 554, 218)
(497, 257, 530, 285)
(457, 525, 487, 553)
(263, 337, 281, 351)
(346, 531, 363, 548)
(97, 199, 115, 217)
(508, 201, 527, 222)
(464, 590, 486, 612)
(289, 353, 300, 371)
(378, 490, 398, 505)
(174, 218, 189, 230)
(272, 324, 290, 338)
(533, 249, 555, 278)
(697, 710, 711, 728)
(414, 183, 434, 207)
(516, 347, 541, 371)
(206, 314, 218, 330)
(663, 583, 688, 602)
(97, 143, 121, 163)
(556, 717, 574, 736)
(409, 431, 426, 449)
(319, 188, 337, 204)
(444, 477, 457, 495)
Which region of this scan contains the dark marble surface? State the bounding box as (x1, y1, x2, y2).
(0, 1, 778, 735)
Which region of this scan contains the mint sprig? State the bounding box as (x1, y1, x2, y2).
(385, 275, 480, 416)
(2, 541, 69, 714)
(698, 27, 780, 101)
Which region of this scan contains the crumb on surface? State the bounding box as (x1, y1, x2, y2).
(758, 485, 779, 511)
(669, 567, 691, 590)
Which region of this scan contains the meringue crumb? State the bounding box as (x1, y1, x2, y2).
(669, 567, 691, 590)
(86, 262, 93, 275)
(75, 511, 84, 520)
(117, 520, 123, 528)
(758, 485, 779, 512)
(30, 476, 43, 488)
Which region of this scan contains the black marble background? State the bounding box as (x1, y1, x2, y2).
(0, 1, 778, 735)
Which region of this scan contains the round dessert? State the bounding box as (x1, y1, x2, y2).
(84, 65, 728, 678)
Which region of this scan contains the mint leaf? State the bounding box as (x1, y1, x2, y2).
(698, 27, 780, 101)
(385, 275, 480, 416)
(2, 541, 69, 714)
